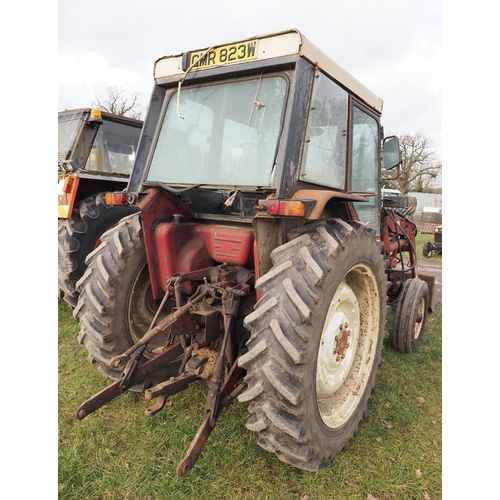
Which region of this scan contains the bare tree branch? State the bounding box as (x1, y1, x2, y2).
(382, 131, 441, 193)
(92, 86, 143, 120)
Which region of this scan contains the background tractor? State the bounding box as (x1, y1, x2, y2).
(423, 224, 442, 257)
(58, 108, 142, 307)
(72, 29, 433, 475)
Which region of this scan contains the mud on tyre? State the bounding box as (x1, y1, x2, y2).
(238, 219, 388, 471)
(58, 193, 139, 308)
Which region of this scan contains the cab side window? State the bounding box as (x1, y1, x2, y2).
(300, 72, 348, 189)
(351, 106, 380, 231)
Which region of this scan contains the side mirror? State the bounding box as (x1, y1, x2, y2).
(383, 136, 402, 170)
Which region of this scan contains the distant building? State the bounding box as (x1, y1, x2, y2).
(408, 192, 442, 212)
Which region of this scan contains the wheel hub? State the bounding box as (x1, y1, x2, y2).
(334, 325, 350, 360)
(414, 299, 425, 338)
(315, 263, 380, 429)
(316, 282, 359, 400)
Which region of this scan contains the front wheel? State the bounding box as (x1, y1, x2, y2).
(238, 219, 388, 471)
(392, 278, 428, 353)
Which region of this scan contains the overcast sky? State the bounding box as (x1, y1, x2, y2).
(58, 0, 442, 164)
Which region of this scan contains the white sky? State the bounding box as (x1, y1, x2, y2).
(58, 0, 442, 163)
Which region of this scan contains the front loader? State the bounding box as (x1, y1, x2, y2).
(73, 29, 433, 475)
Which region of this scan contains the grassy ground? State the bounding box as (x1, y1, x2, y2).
(59, 270, 442, 499)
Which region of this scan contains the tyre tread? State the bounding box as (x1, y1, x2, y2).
(238, 219, 388, 470)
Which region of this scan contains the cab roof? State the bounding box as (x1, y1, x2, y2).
(154, 29, 383, 113)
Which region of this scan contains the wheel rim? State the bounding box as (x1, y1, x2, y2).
(127, 261, 170, 357)
(316, 263, 380, 429)
(413, 294, 426, 339)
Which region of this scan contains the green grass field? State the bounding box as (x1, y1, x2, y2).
(59, 224, 442, 499)
(59, 292, 442, 500)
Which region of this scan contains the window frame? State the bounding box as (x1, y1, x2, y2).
(348, 97, 382, 232)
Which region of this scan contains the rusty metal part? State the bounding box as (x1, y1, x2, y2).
(77, 264, 256, 477)
(381, 207, 418, 282)
(145, 371, 200, 401)
(175, 289, 245, 475)
(333, 325, 350, 359)
(176, 412, 213, 476)
(75, 341, 184, 420)
(119, 344, 147, 391)
(293, 189, 372, 219)
(176, 359, 243, 476)
(144, 394, 170, 417)
(222, 382, 247, 407)
(144, 372, 199, 416)
(192, 348, 218, 379)
(110, 288, 209, 369)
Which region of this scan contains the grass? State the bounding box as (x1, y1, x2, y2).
(59, 285, 442, 499)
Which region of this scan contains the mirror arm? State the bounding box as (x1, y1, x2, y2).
(381, 164, 401, 181)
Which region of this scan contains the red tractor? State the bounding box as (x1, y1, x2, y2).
(73, 29, 432, 475)
(423, 224, 442, 257)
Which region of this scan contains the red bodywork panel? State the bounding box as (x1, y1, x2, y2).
(380, 211, 417, 278)
(154, 223, 255, 295)
(139, 189, 256, 299)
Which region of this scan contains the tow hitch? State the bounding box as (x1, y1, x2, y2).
(75, 265, 254, 475)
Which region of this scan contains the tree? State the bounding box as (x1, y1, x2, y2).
(382, 131, 441, 194)
(92, 86, 143, 120)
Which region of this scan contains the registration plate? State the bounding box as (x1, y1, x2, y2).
(188, 40, 259, 70)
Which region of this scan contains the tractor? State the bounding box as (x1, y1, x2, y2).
(423, 225, 442, 258)
(73, 29, 432, 475)
(58, 108, 142, 307)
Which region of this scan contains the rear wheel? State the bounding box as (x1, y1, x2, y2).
(238, 219, 387, 471)
(392, 278, 428, 353)
(74, 212, 176, 385)
(58, 193, 139, 308)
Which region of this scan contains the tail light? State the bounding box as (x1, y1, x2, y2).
(258, 199, 306, 217)
(58, 174, 80, 218)
(105, 192, 128, 206)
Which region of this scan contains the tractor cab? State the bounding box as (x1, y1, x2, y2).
(125, 29, 400, 233)
(58, 108, 142, 218)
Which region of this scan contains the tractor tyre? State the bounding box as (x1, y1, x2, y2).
(58, 193, 139, 308)
(392, 278, 428, 353)
(73, 212, 177, 387)
(422, 241, 433, 258)
(238, 219, 388, 471)
(402, 196, 417, 217)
